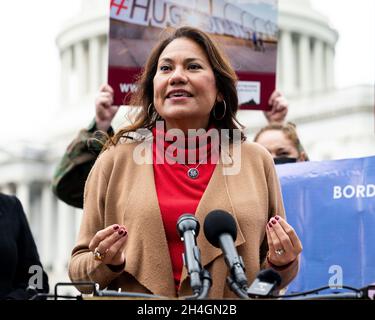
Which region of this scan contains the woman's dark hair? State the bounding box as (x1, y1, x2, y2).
(103, 26, 245, 150)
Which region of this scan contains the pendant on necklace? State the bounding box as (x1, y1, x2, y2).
(187, 168, 199, 179)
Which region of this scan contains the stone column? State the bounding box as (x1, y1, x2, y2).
(40, 183, 54, 268)
(298, 35, 311, 94)
(17, 182, 30, 219)
(89, 36, 101, 93)
(1, 183, 13, 196)
(55, 201, 76, 275)
(279, 30, 296, 95)
(74, 42, 87, 98)
(101, 36, 108, 84)
(312, 38, 324, 92)
(60, 47, 73, 103)
(325, 44, 335, 89)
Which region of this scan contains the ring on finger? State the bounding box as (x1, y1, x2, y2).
(93, 247, 108, 261)
(275, 248, 285, 256)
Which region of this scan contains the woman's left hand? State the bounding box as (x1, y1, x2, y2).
(266, 215, 303, 267)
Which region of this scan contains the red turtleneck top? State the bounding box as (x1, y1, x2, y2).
(152, 126, 219, 291)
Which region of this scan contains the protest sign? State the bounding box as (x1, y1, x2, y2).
(108, 0, 278, 110)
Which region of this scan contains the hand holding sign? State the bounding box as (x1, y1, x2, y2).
(95, 84, 120, 132)
(263, 90, 289, 124)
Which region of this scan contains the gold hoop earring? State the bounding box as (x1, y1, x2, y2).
(147, 102, 153, 119)
(213, 100, 227, 121)
(148, 102, 161, 121)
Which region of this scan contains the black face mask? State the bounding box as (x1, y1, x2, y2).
(274, 157, 298, 165)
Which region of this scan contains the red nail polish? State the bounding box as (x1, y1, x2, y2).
(113, 225, 119, 230)
(118, 229, 124, 235)
(272, 219, 277, 224)
(268, 222, 273, 228)
(275, 216, 280, 221)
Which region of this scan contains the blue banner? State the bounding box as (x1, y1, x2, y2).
(276, 156, 375, 293)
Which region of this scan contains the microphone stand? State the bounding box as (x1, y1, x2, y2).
(196, 270, 212, 299)
(96, 290, 166, 299)
(275, 284, 375, 300)
(227, 276, 249, 299)
(28, 282, 97, 300)
(225, 257, 249, 299)
(293, 292, 364, 300)
(177, 214, 213, 300)
(184, 269, 212, 300)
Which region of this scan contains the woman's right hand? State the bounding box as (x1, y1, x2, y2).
(88, 224, 128, 266)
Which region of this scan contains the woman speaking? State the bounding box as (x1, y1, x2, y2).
(69, 26, 302, 298)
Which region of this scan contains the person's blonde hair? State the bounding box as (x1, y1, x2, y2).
(254, 122, 309, 160)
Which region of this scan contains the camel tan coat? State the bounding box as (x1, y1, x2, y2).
(69, 136, 299, 298)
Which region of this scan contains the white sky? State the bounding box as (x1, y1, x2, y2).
(311, 0, 375, 88)
(0, 0, 374, 143)
(0, 0, 81, 144)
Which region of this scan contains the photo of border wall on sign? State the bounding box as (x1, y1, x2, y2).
(108, 0, 278, 110)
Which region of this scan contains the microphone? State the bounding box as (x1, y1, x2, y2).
(203, 210, 249, 292)
(247, 269, 282, 298)
(177, 214, 203, 295)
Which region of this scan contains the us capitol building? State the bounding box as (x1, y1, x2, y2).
(0, 0, 373, 291)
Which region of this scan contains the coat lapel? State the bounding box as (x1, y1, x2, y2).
(178, 149, 246, 290)
(123, 138, 176, 297)
(123, 137, 246, 297)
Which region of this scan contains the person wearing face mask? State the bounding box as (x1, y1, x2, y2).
(253, 122, 309, 165)
(68, 27, 302, 298)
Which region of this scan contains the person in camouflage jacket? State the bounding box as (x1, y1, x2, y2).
(52, 84, 118, 208)
(52, 87, 288, 209)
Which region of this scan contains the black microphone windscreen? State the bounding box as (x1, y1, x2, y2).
(203, 210, 237, 248)
(257, 269, 282, 286)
